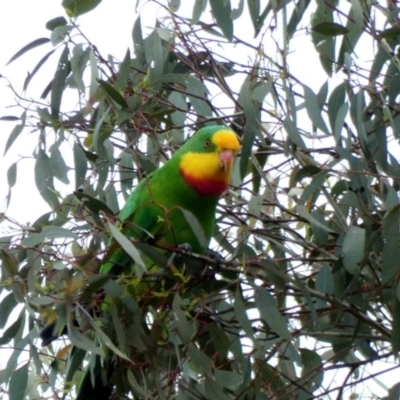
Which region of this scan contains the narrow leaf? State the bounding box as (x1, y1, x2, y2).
(97, 79, 129, 108)
(51, 46, 70, 118)
(312, 22, 349, 36)
(4, 115, 25, 156)
(46, 16, 68, 31)
(7, 38, 50, 65)
(172, 293, 192, 344)
(255, 286, 293, 341)
(179, 208, 207, 248)
(192, 0, 207, 23)
(9, 363, 28, 400)
(342, 226, 365, 274)
(303, 85, 329, 134)
(62, 0, 102, 17)
(24, 49, 56, 91)
(188, 343, 212, 376)
(382, 204, 400, 283)
(108, 222, 146, 275)
(7, 163, 17, 188)
(209, 0, 233, 41)
(0, 293, 18, 329)
(204, 376, 231, 400)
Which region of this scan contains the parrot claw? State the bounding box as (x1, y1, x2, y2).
(205, 249, 224, 269)
(167, 243, 193, 266)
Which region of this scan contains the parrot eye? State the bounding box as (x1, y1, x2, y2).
(204, 139, 211, 148)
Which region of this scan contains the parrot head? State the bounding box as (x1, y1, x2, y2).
(178, 126, 240, 196)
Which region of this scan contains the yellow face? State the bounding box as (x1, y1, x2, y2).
(179, 129, 240, 195)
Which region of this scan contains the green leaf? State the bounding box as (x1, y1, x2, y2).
(188, 343, 213, 376)
(172, 294, 192, 345)
(310, 1, 335, 75)
(296, 205, 333, 234)
(62, 0, 102, 17)
(342, 226, 365, 274)
(231, 0, 244, 19)
(144, 30, 164, 80)
(209, 0, 233, 41)
(294, 165, 321, 183)
(287, 0, 311, 39)
(333, 102, 348, 143)
(255, 286, 293, 341)
(132, 16, 145, 62)
(187, 77, 212, 117)
(238, 75, 260, 177)
(7, 163, 17, 188)
(97, 79, 129, 109)
(73, 142, 88, 189)
(74, 191, 115, 215)
(312, 22, 349, 36)
(214, 370, 242, 389)
(192, 0, 207, 23)
(50, 25, 72, 46)
(50, 145, 70, 184)
(51, 46, 70, 118)
(204, 376, 231, 400)
(169, 91, 188, 126)
(300, 348, 323, 388)
(127, 370, 147, 397)
(303, 85, 329, 134)
(0, 292, 18, 329)
(382, 204, 400, 283)
(9, 363, 28, 400)
(108, 222, 146, 277)
(34, 149, 60, 209)
(68, 323, 103, 356)
(233, 289, 255, 345)
(87, 315, 132, 361)
(1, 249, 18, 276)
(392, 298, 400, 353)
(208, 324, 230, 361)
(328, 82, 346, 132)
(46, 16, 68, 31)
(7, 38, 50, 65)
(115, 49, 132, 90)
(248, 0, 260, 34)
(27, 296, 55, 306)
(337, 6, 363, 69)
(21, 226, 77, 247)
(23, 49, 56, 92)
(4, 112, 26, 156)
(315, 264, 334, 295)
(0, 116, 20, 121)
(379, 25, 400, 40)
(71, 44, 90, 93)
(283, 117, 305, 148)
(179, 208, 207, 249)
(0, 311, 24, 345)
(64, 348, 86, 395)
(382, 382, 400, 400)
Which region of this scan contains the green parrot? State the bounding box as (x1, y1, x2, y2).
(101, 125, 240, 275)
(40, 125, 240, 399)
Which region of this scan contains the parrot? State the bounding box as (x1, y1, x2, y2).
(40, 125, 240, 399)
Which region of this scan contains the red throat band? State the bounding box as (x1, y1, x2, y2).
(180, 169, 228, 196)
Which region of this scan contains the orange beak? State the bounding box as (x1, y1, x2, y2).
(219, 149, 235, 171)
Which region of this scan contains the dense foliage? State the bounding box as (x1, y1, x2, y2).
(1, 0, 400, 398)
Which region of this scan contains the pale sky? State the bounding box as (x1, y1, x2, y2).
(0, 0, 140, 222)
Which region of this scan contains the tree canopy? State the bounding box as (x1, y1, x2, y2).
(1, 0, 400, 399)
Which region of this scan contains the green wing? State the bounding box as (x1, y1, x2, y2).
(100, 173, 167, 275)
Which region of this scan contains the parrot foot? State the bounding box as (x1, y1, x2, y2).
(167, 243, 193, 266)
(205, 249, 224, 269)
